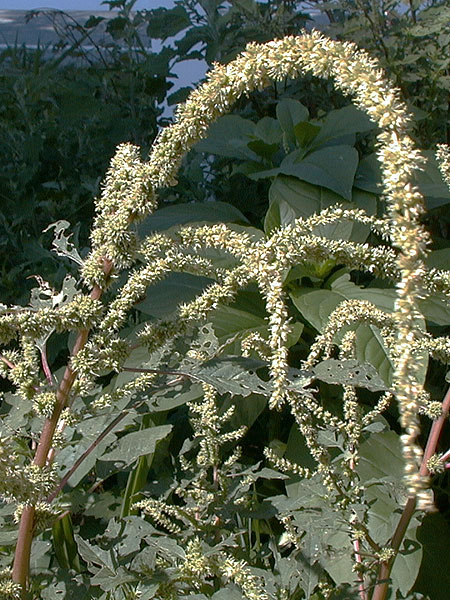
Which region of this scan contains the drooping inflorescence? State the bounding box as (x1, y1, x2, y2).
(2, 33, 450, 595)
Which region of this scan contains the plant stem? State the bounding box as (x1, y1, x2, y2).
(371, 386, 450, 600)
(47, 403, 132, 503)
(12, 263, 111, 596)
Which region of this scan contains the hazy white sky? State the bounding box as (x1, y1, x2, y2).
(0, 1, 168, 10)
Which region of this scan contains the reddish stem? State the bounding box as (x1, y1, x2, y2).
(12, 261, 112, 596)
(371, 386, 450, 600)
(40, 346, 54, 386)
(0, 353, 16, 369)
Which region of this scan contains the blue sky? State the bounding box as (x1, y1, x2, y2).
(0, 1, 169, 10)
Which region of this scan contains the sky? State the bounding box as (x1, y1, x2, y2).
(0, 1, 167, 10)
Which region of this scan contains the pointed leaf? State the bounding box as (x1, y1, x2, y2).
(276, 99, 309, 146)
(194, 115, 256, 159)
(280, 145, 358, 200)
(99, 425, 173, 467)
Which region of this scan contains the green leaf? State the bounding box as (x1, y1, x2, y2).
(292, 273, 428, 386)
(222, 393, 267, 431)
(167, 86, 193, 106)
(313, 359, 388, 391)
(290, 288, 342, 333)
(354, 153, 382, 194)
(194, 115, 257, 159)
(418, 293, 450, 326)
(291, 283, 396, 384)
(211, 304, 268, 353)
(57, 409, 137, 487)
(212, 588, 243, 600)
(311, 105, 375, 149)
(191, 356, 272, 397)
(425, 248, 450, 270)
(293, 121, 321, 147)
(137, 272, 214, 318)
(75, 535, 115, 572)
(91, 566, 136, 591)
(276, 98, 309, 147)
(266, 176, 343, 233)
(247, 140, 279, 160)
(279, 145, 359, 200)
(52, 513, 81, 571)
(267, 175, 373, 240)
(253, 116, 283, 145)
(99, 425, 173, 467)
(354, 324, 395, 387)
(146, 5, 191, 39)
(415, 150, 450, 207)
(139, 201, 249, 236)
(357, 431, 422, 595)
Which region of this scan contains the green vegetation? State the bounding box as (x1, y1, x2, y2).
(0, 2, 449, 599)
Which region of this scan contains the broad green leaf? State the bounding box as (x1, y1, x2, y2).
(247, 140, 279, 160)
(356, 150, 450, 208)
(311, 105, 375, 149)
(191, 356, 271, 397)
(291, 286, 395, 382)
(30, 540, 51, 572)
(222, 393, 267, 431)
(57, 408, 137, 487)
(354, 324, 395, 386)
(213, 588, 248, 600)
(292, 273, 428, 385)
(290, 288, 342, 333)
(279, 145, 358, 200)
(425, 248, 450, 270)
(211, 304, 269, 352)
(276, 98, 309, 147)
(210, 293, 303, 354)
(137, 272, 214, 318)
(354, 153, 383, 194)
(40, 573, 92, 600)
(194, 115, 257, 159)
(285, 423, 318, 472)
(417, 293, 450, 326)
(139, 201, 249, 236)
(91, 566, 136, 591)
(357, 431, 422, 595)
(293, 121, 321, 147)
(313, 359, 388, 391)
(415, 150, 450, 206)
(266, 176, 371, 241)
(253, 116, 283, 145)
(145, 5, 191, 39)
(167, 86, 193, 106)
(320, 529, 354, 588)
(266, 176, 343, 234)
(99, 425, 173, 467)
(75, 535, 115, 571)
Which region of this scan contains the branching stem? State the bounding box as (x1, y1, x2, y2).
(12, 261, 112, 597)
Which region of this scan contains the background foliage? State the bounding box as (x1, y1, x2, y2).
(1, 1, 450, 599)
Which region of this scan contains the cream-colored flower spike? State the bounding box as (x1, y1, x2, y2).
(91, 31, 430, 498)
